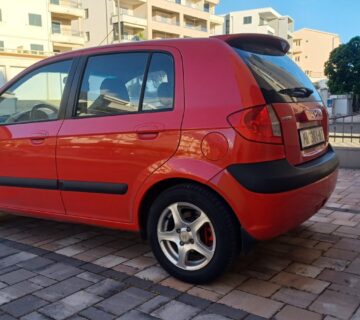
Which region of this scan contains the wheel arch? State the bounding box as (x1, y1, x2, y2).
(138, 177, 242, 243)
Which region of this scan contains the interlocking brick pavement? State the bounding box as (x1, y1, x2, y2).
(0, 169, 357, 319)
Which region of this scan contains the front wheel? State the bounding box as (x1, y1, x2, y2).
(147, 183, 239, 284)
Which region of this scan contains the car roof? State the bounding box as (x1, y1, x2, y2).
(40, 33, 290, 64)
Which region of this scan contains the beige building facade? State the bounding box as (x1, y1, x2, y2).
(0, 0, 85, 86)
(216, 8, 294, 50)
(83, 0, 223, 47)
(293, 28, 341, 81)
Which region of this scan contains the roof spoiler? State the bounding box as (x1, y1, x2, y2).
(212, 33, 290, 55)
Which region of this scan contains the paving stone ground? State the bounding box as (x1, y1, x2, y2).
(0, 169, 358, 319)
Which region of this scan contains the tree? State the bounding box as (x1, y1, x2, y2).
(325, 36, 360, 95)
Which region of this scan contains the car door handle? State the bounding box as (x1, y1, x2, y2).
(136, 131, 159, 140)
(30, 131, 49, 145)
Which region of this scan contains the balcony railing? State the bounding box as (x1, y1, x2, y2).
(153, 16, 180, 26)
(0, 47, 54, 56)
(50, 0, 82, 8)
(121, 34, 142, 41)
(52, 29, 84, 37)
(166, 0, 210, 13)
(184, 23, 208, 32)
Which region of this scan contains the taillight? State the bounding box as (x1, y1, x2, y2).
(227, 105, 283, 144)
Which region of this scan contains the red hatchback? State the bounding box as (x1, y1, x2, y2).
(0, 34, 338, 283)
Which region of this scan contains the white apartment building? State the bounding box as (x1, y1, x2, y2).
(216, 8, 294, 50)
(0, 0, 85, 86)
(83, 0, 223, 47)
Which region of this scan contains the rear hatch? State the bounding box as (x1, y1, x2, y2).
(224, 35, 328, 165)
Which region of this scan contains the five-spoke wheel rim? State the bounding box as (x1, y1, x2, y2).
(157, 202, 216, 271)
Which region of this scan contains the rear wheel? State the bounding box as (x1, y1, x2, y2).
(147, 183, 239, 283)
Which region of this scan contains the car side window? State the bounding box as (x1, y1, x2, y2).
(142, 53, 175, 111)
(0, 60, 72, 125)
(75, 53, 149, 117)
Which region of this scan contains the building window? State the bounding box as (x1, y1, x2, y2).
(295, 56, 300, 62)
(30, 44, 44, 53)
(85, 32, 90, 42)
(85, 8, 89, 19)
(29, 13, 42, 27)
(50, 0, 60, 4)
(243, 16, 252, 24)
(113, 23, 119, 41)
(204, 2, 210, 12)
(52, 21, 61, 34)
(175, 0, 181, 4)
(0, 9, 2, 22)
(225, 17, 230, 34)
(0, 41, 4, 51)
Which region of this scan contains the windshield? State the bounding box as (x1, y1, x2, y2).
(233, 47, 322, 103)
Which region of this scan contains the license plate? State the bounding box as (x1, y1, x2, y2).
(299, 126, 325, 149)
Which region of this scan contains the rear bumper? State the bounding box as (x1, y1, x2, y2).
(210, 147, 339, 240)
(227, 146, 339, 193)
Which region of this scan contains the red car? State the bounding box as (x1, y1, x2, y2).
(0, 34, 338, 283)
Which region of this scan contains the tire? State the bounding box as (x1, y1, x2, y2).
(147, 183, 239, 284)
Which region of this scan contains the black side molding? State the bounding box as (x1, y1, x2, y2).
(0, 177, 128, 195)
(59, 181, 128, 195)
(227, 146, 339, 194)
(0, 177, 58, 190)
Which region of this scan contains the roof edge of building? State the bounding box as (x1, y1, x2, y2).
(294, 28, 340, 38)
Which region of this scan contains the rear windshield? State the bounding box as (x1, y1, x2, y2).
(233, 47, 321, 103)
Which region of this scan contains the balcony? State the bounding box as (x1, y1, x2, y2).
(258, 24, 276, 35)
(165, 0, 212, 14)
(184, 1, 204, 11)
(51, 30, 85, 46)
(153, 30, 180, 39)
(153, 15, 180, 26)
(184, 23, 207, 32)
(0, 47, 53, 57)
(111, 12, 147, 29)
(49, 0, 84, 19)
(210, 14, 223, 25)
(120, 34, 142, 43)
(114, 0, 146, 7)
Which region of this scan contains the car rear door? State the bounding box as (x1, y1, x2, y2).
(0, 59, 75, 214)
(56, 47, 184, 223)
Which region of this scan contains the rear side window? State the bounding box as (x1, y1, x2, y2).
(143, 53, 175, 111)
(75, 52, 175, 117)
(233, 47, 321, 103)
(76, 53, 148, 117)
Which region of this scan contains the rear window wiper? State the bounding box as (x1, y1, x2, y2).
(278, 87, 314, 98)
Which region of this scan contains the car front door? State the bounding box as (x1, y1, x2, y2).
(0, 59, 74, 214)
(56, 48, 184, 223)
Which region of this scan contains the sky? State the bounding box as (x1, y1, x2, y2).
(216, 0, 359, 43)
